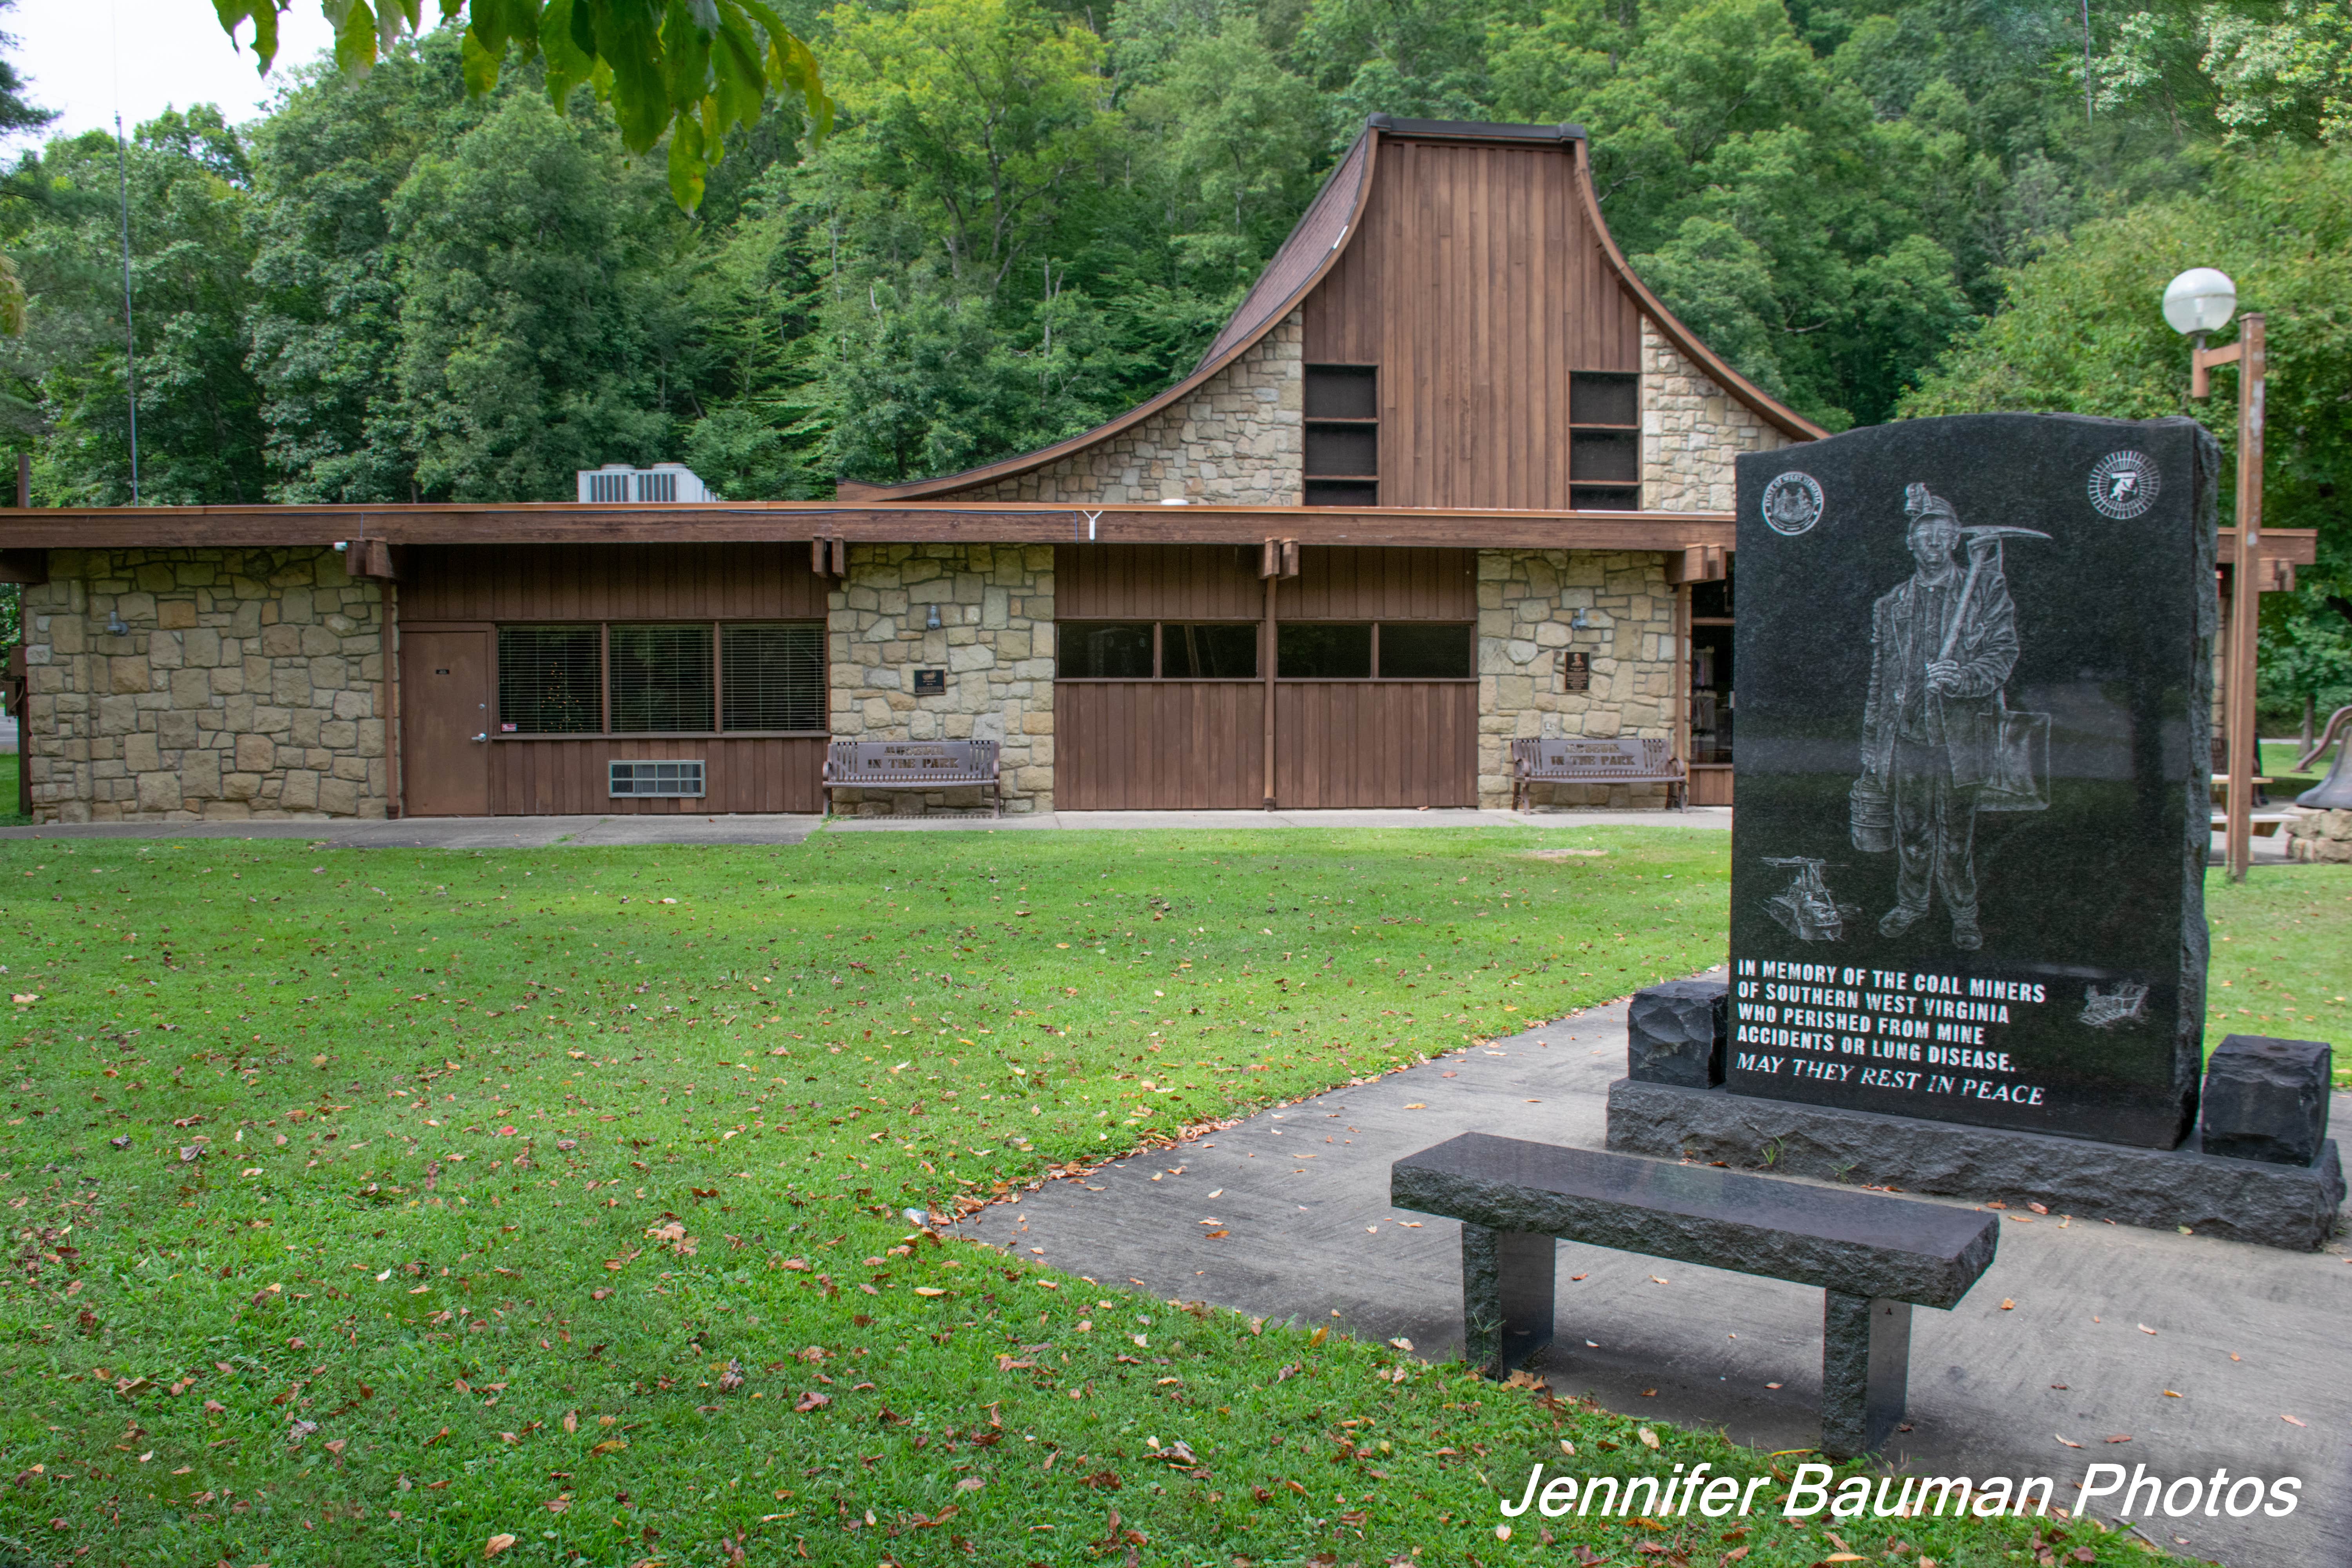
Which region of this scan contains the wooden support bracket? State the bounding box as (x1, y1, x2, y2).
(341, 539, 400, 583)
(1666, 543, 1727, 585)
(1259, 538, 1300, 578)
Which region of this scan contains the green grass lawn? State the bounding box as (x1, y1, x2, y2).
(2207, 864, 2352, 1083)
(0, 754, 22, 827)
(0, 827, 2159, 1566)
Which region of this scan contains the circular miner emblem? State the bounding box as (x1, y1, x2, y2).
(2087, 449, 2158, 520)
(1761, 471, 1824, 536)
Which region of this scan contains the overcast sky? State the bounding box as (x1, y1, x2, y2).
(6, 0, 340, 142)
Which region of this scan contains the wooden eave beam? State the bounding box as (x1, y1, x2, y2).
(0, 508, 2313, 565)
(0, 504, 1739, 552)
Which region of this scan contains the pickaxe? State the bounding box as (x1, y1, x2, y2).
(1936, 525, 2050, 662)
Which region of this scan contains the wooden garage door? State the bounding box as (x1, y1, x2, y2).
(1274, 681, 1477, 808)
(1055, 682, 1266, 809)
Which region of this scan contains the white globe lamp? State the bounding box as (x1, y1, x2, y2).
(2161, 268, 2236, 336)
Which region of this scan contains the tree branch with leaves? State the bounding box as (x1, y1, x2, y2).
(206, 0, 830, 210)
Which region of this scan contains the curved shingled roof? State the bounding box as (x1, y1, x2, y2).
(834, 118, 1819, 502)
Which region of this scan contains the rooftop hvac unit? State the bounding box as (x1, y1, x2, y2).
(577, 463, 717, 503)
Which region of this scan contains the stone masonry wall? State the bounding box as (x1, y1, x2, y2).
(1478, 549, 1677, 810)
(22, 548, 387, 822)
(1641, 317, 1793, 513)
(827, 544, 1054, 814)
(952, 312, 1302, 505)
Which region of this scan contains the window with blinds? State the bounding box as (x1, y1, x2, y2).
(609, 624, 715, 732)
(492, 621, 826, 736)
(497, 625, 602, 733)
(721, 624, 826, 731)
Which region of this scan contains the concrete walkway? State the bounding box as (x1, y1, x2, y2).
(0, 814, 826, 848)
(0, 807, 1728, 846)
(954, 982, 2350, 1568)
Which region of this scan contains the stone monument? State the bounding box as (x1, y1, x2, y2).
(1608, 414, 2344, 1249)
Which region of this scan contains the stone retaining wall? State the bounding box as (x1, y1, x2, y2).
(1478, 548, 1677, 810)
(826, 544, 1054, 814)
(21, 547, 387, 822)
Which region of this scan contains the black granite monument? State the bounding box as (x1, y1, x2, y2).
(1726, 414, 2217, 1149)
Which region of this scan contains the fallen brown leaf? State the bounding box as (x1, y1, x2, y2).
(485, 1534, 517, 1558)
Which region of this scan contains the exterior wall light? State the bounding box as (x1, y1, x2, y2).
(926, 604, 942, 631)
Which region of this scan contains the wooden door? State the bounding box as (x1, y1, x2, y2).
(400, 630, 493, 817)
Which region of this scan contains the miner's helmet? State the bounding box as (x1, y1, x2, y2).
(1903, 482, 1959, 541)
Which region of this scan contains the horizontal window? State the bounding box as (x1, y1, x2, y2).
(1059, 622, 1155, 679)
(496, 621, 824, 735)
(1376, 622, 1474, 679)
(1162, 622, 1258, 679)
(1278, 622, 1372, 679)
(1057, 621, 1259, 680)
(1279, 622, 1474, 680)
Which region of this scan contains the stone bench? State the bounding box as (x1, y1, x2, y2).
(822, 740, 1001, 816)
(1391, 1132, 1997, 1456)
(1509, 737, 1686, 811)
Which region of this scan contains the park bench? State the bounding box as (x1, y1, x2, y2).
(822, 739, 1002, 817)
(1510, 737, 1686, 812)
(1392, 1133, 1997, 1457)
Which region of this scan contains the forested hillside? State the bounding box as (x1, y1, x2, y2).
(0, 0, 2345, 713)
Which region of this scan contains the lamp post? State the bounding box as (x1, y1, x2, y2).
(2164, 268, 2263, 882)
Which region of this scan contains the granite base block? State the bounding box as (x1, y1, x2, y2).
(1628, 980, 1728, 1088)
(1606, 1079, 2346, 1251)
(2200, 1034, 2332, 1166)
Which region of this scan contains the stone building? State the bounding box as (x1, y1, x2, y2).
(0, 116, 1948, 822)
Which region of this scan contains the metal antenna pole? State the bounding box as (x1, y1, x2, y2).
(114, 112, 139, 504)
(2083, 0, 2094, 125)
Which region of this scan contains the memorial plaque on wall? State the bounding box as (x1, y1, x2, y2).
(1728, 414, 2218, 1149)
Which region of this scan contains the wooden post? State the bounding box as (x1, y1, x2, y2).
(1674, 578, 1692, 791)
(2193, 316, 2265, 881)
(381, 581, 403, 819)
(2226, 315, 2263, 881)
(1262, 570, 1278, 810)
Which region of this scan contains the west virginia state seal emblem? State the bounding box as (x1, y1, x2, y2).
(1760, 471, 1823, 536)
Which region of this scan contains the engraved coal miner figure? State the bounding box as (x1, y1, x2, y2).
(1856, 484, 2022, 950)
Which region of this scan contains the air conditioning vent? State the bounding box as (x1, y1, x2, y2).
(577, 463, 716, 503)
(609, 759, 705, 798)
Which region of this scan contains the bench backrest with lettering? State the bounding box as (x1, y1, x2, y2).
(1511, 737, 1681, 779)
(824, 740, 999, 783)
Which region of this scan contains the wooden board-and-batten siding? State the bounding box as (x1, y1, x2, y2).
(1053, 543, 1477, 810)
(1302, 135, 1641, 512)
(396, 544, 828, 816)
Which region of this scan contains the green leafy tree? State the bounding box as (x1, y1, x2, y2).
(3, 109, 267, 504)
(1903, 145, 2352, 723)
(389, 90, 691, 499)
(208, 0, 829, 209)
